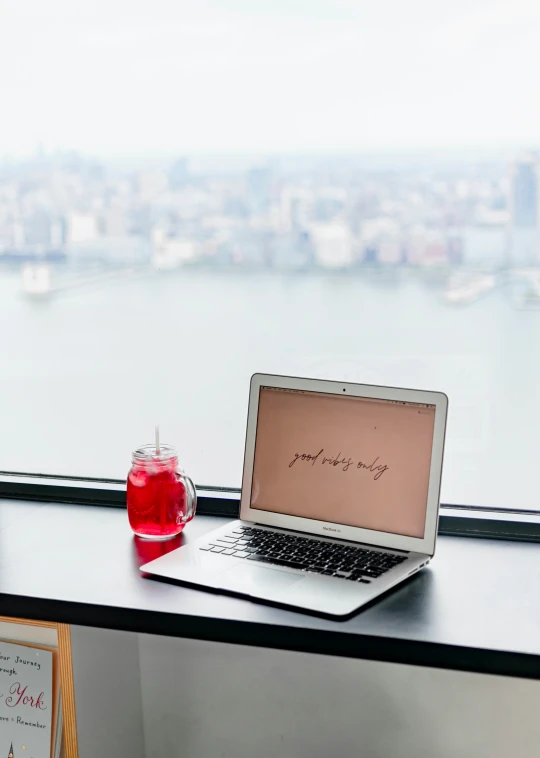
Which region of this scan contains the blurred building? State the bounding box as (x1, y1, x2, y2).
(247, 166, 272, 216)
(311, 222, 353, 269)
(509, 154, 540, 266)
(405, 230, 451, 266)
(378, 240, 403, 265)
(461, 227, 505, 267)
(423, 233, 448, 265)
(272, 231, 315, 270)
(100, 207, 128, 237)
(66, 236, 151, 266)
(404, 228, 428, 265)
(138, 170, 169, 203)
(168, 158, 189, 190)
(447, 235, 464, 266)
(279, 189, 313, 234)
(67, 212, 99, 244)
(13, 222, 24, 249)
(216, 229, 272, 267)
(359, 217, 402, 265)
(313, 188, 346, 222)
(152, 229, 199, 270)
(23, 208, 53, 246)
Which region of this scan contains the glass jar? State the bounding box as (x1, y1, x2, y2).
(127, 444, 196, 540)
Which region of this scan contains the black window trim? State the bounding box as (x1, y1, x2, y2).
(1, 471, 540, 543)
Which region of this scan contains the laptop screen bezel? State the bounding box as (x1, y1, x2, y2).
(239, 373, 448, 557)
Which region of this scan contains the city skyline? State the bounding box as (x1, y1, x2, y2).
(2, 148, 539, 280)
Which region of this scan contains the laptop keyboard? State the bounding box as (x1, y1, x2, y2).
(199, 526, 407, 583)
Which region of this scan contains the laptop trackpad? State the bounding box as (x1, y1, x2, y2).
(220, 564, 304, 595)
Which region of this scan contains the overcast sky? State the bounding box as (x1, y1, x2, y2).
(1, 0, 539, 158)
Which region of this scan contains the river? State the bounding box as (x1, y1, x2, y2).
(1, 266, 539, 511)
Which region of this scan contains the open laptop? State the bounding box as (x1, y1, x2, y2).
(141, 373, 448, 616)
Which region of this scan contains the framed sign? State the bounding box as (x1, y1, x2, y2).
(0, 617, 78, 758)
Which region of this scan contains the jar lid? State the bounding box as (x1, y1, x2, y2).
(132, 443, 177, 462)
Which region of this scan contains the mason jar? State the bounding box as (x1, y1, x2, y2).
(127, 444, 196, 540)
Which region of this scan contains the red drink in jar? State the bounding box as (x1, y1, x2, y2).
(127, 444, 196, 540)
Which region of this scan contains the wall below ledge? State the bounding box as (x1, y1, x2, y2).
(70, 624, 540, 758)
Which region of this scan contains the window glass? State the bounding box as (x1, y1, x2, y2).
(1, 0, 540, 509)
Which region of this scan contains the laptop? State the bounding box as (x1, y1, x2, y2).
(140, 373, 448, 616)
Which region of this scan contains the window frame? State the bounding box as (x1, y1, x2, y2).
(1, 471, 539, 543)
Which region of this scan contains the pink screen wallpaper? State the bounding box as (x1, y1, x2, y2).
(250, 388, 436, 538)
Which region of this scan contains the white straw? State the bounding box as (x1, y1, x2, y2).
(155, 424, 160, 456)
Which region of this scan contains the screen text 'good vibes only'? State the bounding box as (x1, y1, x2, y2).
(288, 449, 389, 480)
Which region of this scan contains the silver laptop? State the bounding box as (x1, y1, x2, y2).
(141, 373, 448, 616)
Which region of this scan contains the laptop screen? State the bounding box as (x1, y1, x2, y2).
(250, 386, 436, 539)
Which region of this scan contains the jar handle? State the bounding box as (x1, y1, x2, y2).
(180, 474, 197, 523)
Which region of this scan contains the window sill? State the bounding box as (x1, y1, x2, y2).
(1, 473, 540, 543)
(0, 497, 539, 680)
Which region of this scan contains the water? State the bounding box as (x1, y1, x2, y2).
(1, 267, 539, 510)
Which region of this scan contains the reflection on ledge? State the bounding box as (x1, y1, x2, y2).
(132, 533, 186, 574)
